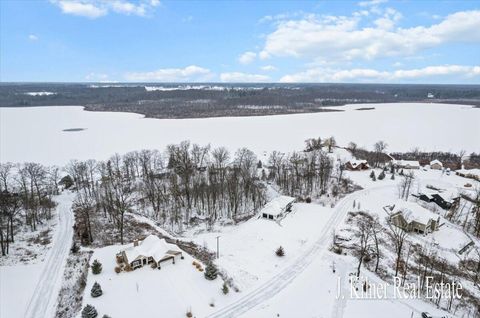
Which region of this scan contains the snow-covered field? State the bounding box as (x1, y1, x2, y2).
(1, 103, 479, 166)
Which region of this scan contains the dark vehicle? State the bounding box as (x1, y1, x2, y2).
(422, 313, 433, 318)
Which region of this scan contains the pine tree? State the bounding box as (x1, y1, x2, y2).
(370, 171, 376, 181)
(391, 173, 395, 180)
(204, 262, 218, 280)
(222, 282, 229, 294)
(276, 246, 285, 257)
(82, 304, 98, 318)
(91, 259, 102, 275)
(378, 171, 385, 180)
(90, 282, 103, 298)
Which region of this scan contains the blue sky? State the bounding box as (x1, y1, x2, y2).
(1, 0, 479, 83)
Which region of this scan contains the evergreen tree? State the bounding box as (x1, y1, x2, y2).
(82, 304, 98, 318)
(378, 171, 385, 180)
(276, 246, 285, 257)
(370, 171, 376, 181)
(222, 282, 229, 294)
(91, 259, 102, 275)
(204, 262, 218, 280)
(90, 282, 103, 298)
(400, 169, 404, 176)
(391, 173, 395, 180)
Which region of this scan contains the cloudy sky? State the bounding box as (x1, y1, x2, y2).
(1, 0, 479, 83)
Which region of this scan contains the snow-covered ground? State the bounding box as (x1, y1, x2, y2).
(1, 103, 479, 165)
(0, 192, 75, 318)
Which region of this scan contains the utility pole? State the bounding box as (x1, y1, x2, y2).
(216, 236, 220, 259)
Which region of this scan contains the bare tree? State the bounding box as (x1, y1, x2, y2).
(387, 220, 409, 277)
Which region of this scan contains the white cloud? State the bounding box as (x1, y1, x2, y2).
(51, 0, 159, 18)
(238, 51, 256, 65)
(279, 65, 480, 83)
(358, 0, 388, 7)
(220, 72, 270, 82)
(260, 65, 277, 72)
(261, 10, 480, 62)
(124, 65, 212, 82)
(110, 1, 147, 16)
(54, 1, 107, 18)
(28, 34, 39, 41)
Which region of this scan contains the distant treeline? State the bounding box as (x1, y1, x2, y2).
(1, 83, 480, 119)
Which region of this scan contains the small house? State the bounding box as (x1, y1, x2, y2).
(430, 160, 443, 170)
(116, 235, 183, 270)
(388, 200, 441, 235)
(345, 160, 370, 171)
(431, 191, 459, 210)
(261, 195, 296, 221)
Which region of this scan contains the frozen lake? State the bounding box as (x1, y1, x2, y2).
(1, 103, 479, 166)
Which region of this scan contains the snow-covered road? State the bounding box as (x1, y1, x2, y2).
(23, 193, 74, 318)
(207, 186, 393, 318)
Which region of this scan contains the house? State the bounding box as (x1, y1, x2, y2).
(456, 168, 480, 181)
(412, 192, 434, 204)
(430, 159, 443, 170)
(345, 160, 370, 171)
(431, 190, 459, 210)
(388, 200, 441, 235)
(395, 160, 420, 169)
(116, 235, 183, 270)
(260, 195, 296, 221)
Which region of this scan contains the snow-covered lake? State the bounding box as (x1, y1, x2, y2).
(1, 103, 479, 166)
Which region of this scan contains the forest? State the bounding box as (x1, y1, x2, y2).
(1, 83, 480, 119)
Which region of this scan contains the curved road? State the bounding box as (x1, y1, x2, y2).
(207, 185, 394, 318)
(23, 193, 74, 318)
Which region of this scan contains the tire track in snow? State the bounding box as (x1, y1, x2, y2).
(207, 185, 394, 318)
(23, 194, 74, 318)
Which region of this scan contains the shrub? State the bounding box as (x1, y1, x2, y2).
(124, 264, 132, 272)
(151, 262, 157, 269)
(81, 304, 98, 318)
(102, 315, 111, 318)
(91, 259, 102, 275)
(275, 246, 285, 257)
(391, 173, 395, 180)
(71, 242, 79, 254)
(90, 282, 103, 298)
(305, 197, 312, 203)
(114, 266, 121, 274)
(204, 262, 218, 280)
(186, 308, 193, 318)
(222, 282, 229, 295)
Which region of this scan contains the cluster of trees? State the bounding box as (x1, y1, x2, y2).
(0, 162, 59, 256)
(67, 141, 266, 245)
(3, 83, 480, 118)
(267, 148, 337, 199)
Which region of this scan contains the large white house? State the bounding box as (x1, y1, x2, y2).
(117, 235, 183, 270)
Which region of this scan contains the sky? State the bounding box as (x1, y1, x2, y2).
(1, 0, 479, 83)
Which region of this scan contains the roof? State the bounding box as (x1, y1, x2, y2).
(430, 159, 443, 166)
(391, 200, 440, 225)
(347, 159, 368, 168)
(123, 235, 181, 263)
(261, 195, 295, 217)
